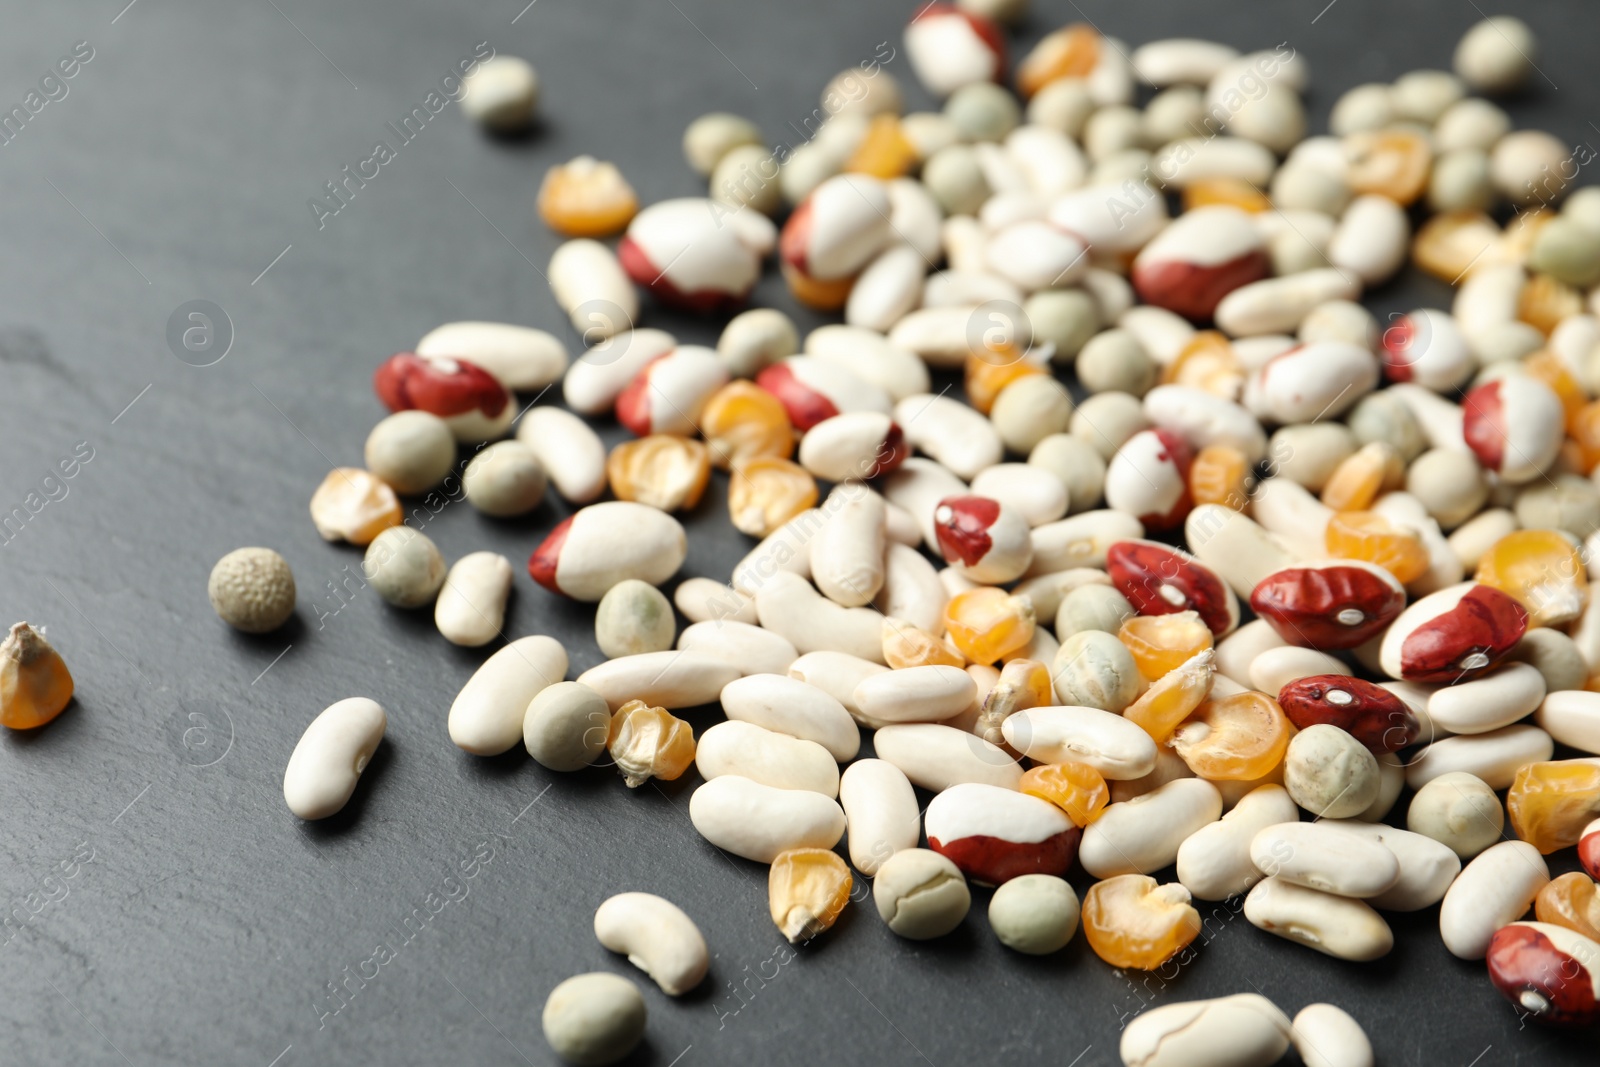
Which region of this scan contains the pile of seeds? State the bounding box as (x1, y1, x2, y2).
(191, 5, 1600, 1063)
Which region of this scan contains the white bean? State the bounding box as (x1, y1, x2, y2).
(1120, 993, 1291, 1067)
(449, 635, 568, 756)
(1438, 840, 1550, 959)
(533, 501, 687, 602)
(688, 775, 845, 863)
(1080, 778, 1222, 877)
(1536, 690, 1600, 754)
(592, 893, 708, 996)
(1291, 1004, 1373, 1067)
(755, 571, 886, 663)
(517, 406, 608, 504)
(1427, 662, 1545, 734)
(675, 620, 796, 677)
(873, 723, 1022, 791)
(810, 488, 886, 607)
(730, 508, 821, 592)
(1329, 821, 1461, 912)
(1404, 724, 1554, 790)
(548, 239, 639, 344)
(1176, 784, 1299, 901)
(1406, 771, 1505, 858)
(872, 848, 971, 939)
(1214, 268, 1361, 337)
(1025, 510, 1145, 574)
(787, 650, 887, 719)
(894, 393, 1004, 479)
(434, 551, 512, 647)
(854, 665, 976, 725)
(1002, 705, 1158, 780)
(283, 697, 386, 820)
(1248, 646, 1350, 695)
(1244, 877, 1393, 960)
(720, 673, 860, 762)
(672, 577, 757, 627)
(694, 721, 839, 796)
(576, 651, 738, 711)
(1249, 821, 1400, 898)
(417, 321, 566, 392)
(840, 759, 920, 876)
(873, 543, 948, 634)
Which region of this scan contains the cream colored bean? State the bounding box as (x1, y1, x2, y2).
(516, 406, 607, 504)
(1080, 778, 1223, 877)
(688, 775, 845, 863)
(1511, 630, 1588, 694)
(563, 329, 676, 416)
(810, 488, 886, 607)
(1177, 785, 1300, 901)
(854, 665, 976, 725)
(873, 723, 1021, 791)
(1291, 1004, 1373, 1067)
(719, 673, 859, 762)
(695, 721, 839, 796)
(1185, 506, 1302, 599)
(787, 650, 887, 720)
(1455, 16, 1538, 94)
(839, 759, 919, 876)
(593, 893, 708, 996)
(1013, 567, 1112, 623)
(283, 697, 386, 820)
(1244, 877, 1393, 960)
(539, 501, 687, 602)
(676, 620, 797, 677)
(873, 848, 971, 939)
(730, 508, 820, 592)
(1144, 385, 1268, 462)
(449, 635, 568, 756)
(872, 543, 947, 635)
(1250, 477, 1333, 560)
(1025, 510, 1144, 575)
(845, 245, 925, 332)
(1248, 647, 1350, 695)
(717, 308, 797, 378)
(755, 571, 886, 664)
(548, 239, 638, 343)
(1426, 662, 1545, 735)
(889, 306, 993, 368)
(417, 321, 567, 392)
(1438, 840, 1550, 959)
(434, 551, 512, 647)
(524, 682, 610, 771)
(1214, 620, 1288, 687)
(1404, 724, 1554, 790)
(1120, 994, 1291, 1067)
(797, 413, 902, 485)
(1406, 771, 1505, 859)
(991, 376, 1075, 455)
(577, 651, 739, 711)
(894, 393, 1004, 479)
(1535, 690, 1600, 754)
(541, 972, 645, 1067)
(1268, 423, 1357, 492)
(1002, 705, 1158, 780)
(673, 578, 757, 627)
(1446, 508, 1518, 571)
(1329, 194, 1409, 286)
(1249, 822, 1400, 898)
(1214, 268, 1361, 337)
(1331, 820, 1461, 911)
(1284, 725, 1381, 819)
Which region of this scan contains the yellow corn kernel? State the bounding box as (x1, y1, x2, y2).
(607, 435, 712, 512)
(537, 156, 638, 237)
(944, 587, 1036, 665)
(1320, 442, 1403, 512)
(844, 115, 919, 179)
(883, 617, 965, 670)
(309, 468, 403, 546)
(728, 458, 818, 537)
(700, 381, 794, 470)
(1020, 761, 1109, 826)
(769, 848, 853, 943)
(607, 700, 695, 788)
(1123, 649, 1215, 743)
(0, 623, 73, 729)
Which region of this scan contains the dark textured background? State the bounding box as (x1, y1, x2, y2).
(0, 0, 1594, 1063)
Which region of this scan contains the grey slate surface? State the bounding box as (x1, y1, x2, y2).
(0, 0, 1593, 1063)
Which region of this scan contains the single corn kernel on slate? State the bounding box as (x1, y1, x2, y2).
(944, 587, 1036, 664)
(1507, 759, 1600, 854)
(1171, 691, 1291, 781)
(537, 156, 638, 238)
(769, 848, 853, 944)
(309, 468, 403, 546)
(0, 623, 74, 729)
(607, 436, 712, 513)
(1019, 761, 1109, 827)
(1081, 874, 1201, 971)
(607, 700, 696, 788)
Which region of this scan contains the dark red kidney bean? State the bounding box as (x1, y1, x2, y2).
(1276, 675, 1419, 753)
